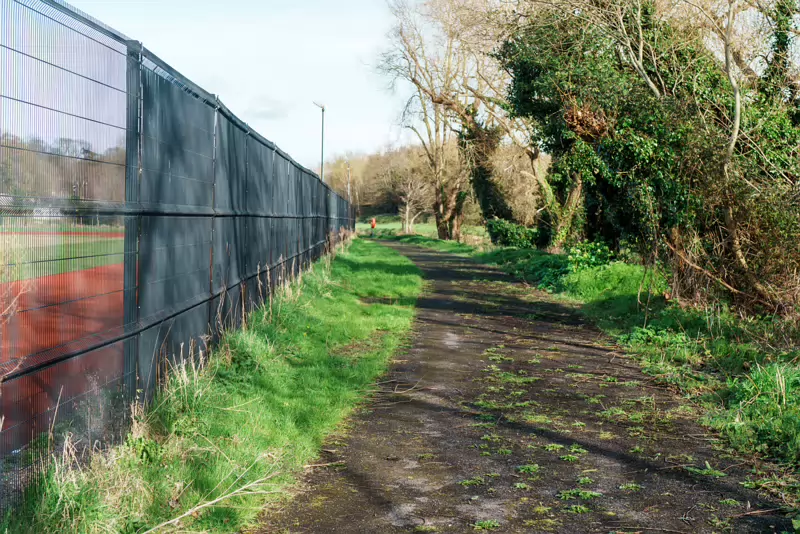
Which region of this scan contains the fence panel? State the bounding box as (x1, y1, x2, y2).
(0, 0, 353, 510)
(0, 0, 132, 502)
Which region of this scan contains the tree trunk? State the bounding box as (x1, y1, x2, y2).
(434, 208, 450, 240)
(551, 174, 584, 250)
(434, 185, 452, 240)
(450, 190, 467, 241)
(410, 211, 421, 234)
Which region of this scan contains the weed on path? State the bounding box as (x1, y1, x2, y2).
(264, 243, 794, 533)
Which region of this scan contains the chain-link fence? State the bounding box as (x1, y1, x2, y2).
(0, 0, 353, 508)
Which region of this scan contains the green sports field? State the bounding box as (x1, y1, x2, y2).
(1, 231, 124, 282)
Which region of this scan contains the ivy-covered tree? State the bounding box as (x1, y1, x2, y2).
(498, 0, 800, 311)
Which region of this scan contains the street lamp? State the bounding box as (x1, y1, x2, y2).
(313, 102, 325, 183)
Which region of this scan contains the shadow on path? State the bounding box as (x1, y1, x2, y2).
(262, 242, 791, 533)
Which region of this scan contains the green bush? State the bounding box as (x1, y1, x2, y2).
(486, 219, 538, 248)
(567, 242, 614, 272)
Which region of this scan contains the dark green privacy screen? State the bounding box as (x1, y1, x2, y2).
(0, 0, 353, 508)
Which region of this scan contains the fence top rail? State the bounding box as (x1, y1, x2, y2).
(38, 0, 132, 44)
(34, 0, 347, 205)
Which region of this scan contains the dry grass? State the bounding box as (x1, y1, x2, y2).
(0, 233, 30, 431)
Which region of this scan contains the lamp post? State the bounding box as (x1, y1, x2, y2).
(313, 102, 326, 182)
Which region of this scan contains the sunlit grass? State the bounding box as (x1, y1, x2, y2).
(2, 238, 423, 533)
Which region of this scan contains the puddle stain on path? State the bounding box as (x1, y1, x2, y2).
(262, 243, 792, 533)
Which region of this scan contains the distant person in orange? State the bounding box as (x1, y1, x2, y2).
(370, 217, 377, 237)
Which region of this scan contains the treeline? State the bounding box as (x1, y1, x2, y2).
(334, 0, 799, 314)
(0, 134, 125, 204)
(325, 142, 549, 234)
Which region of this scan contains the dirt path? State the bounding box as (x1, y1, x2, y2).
(263, 243, 791, 533)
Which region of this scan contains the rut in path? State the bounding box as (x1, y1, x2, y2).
(264, 243, 791, 534)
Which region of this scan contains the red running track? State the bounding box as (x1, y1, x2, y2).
(0, 264, 124, 450)
(1, 232, 125, 239)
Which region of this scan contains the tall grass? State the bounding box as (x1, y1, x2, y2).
(2, 238, 422, 533)
(716, 364, 800, 464)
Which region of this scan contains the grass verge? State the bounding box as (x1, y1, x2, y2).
(375, 230, 800, 500)
(2, 238, 422, 533)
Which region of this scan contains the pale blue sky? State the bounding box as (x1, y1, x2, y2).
(68, 0, 405, 170)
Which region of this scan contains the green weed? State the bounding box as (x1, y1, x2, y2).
(569, 444, 588, 454)
(517, 464, 542, 474)
(567, 505, 591, 514)
(685, 462, 727, 478)
(460, 476, 486, 487)
(558, 489, 603, 501)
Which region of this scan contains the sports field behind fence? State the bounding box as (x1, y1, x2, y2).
(0, 0, 353, 509)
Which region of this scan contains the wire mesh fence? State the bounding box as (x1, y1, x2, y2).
(0, 0, 353, 509)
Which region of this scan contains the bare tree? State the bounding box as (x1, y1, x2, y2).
(380, 0, 473, 239)
(378, 147, 434, 233)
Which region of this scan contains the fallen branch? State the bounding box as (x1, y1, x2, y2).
(142, 473, 280, 533)
(617, 528, 688, 534)
(730, 508, 785, 519)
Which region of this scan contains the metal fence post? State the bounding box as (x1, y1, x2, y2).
(209, 100, 219, 336)
(123, 40, 143, 407)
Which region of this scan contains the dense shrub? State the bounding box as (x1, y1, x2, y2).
(566, 241, 614, 272)
(498, 6, 800, 312)
(486, 219, 538, 248)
